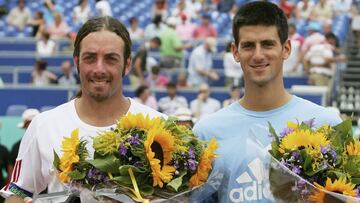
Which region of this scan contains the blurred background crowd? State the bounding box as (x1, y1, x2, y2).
(0, 0, 360, 198)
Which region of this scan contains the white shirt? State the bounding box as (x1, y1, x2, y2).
(95, 0, 112, 17)
(187, 45, 213, 86)
(73, 5, 91, 25)
(190, 97, 221, 119)
(0, 98, 165, 199)
(36, 40, 56, 57)
(223, 52, 243, 79)
(158, 95, 188, 116)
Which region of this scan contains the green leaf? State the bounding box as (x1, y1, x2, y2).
(53, 150, 60, 170)
(68, 169, 86, 180)
(344, 155, 360, 176)
(331, 119, 353, 153)
(166, 171, 187, 192)
(351, 177, 360, 185)
(140, 184, 154, 195)
(269, 141, 280, 158)
(119, 165, 146, 176)
(111, 175, 132, 185)
(327, 170, 347, 179)
(268, 122, 279, 145)
(87, 155, 121, 174)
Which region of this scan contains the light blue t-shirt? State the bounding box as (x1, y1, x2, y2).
(192, 95, 342, 203)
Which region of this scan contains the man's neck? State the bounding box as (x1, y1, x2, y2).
(240, 81, 292, 112)
(75, 95, 130, 127)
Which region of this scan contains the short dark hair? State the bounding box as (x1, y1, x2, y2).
(135, 85, 149, 97)
(166, 82, 176, 89)
(36, 60, 47, 70)
(232, 1, 288, 46)
(151, 37, 161, 46)
(73, 16, 131, 68)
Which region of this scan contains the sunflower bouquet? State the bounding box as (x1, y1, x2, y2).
(52, 113, 218, 202)
(268, 119, 360, 202)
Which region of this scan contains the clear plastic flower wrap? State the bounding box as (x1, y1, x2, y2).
(246, 119, 360, 203)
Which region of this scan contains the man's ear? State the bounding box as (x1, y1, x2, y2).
(73, 56, 79, 73)
(231, 42, 241, 63)
(282, 39, 291, 60)
(123, 57, 132, 77)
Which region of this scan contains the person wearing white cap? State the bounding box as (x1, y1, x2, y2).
(8, 109, 40, 185)
(187, 37, 219, 87)
(173, 107, 194, 128)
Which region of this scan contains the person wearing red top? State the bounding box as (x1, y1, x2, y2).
(193, 14, 217, 39)
(279, 0, 294, 19)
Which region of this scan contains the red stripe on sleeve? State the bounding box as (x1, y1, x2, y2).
(15, 160, 22, 182)
(11, 161, 18, 182)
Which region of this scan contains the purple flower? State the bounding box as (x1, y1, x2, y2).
(188, 148, 195, 159)
(280, 127, 295, 138)
(86, 168, 108, 184)
(188, 159, 198, 171)
(330, 148, 337, 162)
(321, 145, 329, 154)
(119, 142, 127, 156)
(357, 186, 360, 198)
(291, 166, 301, 175)
(291, 151, 300, 160)
(304, 118, 315, 128)
(127, 134, 140, 145)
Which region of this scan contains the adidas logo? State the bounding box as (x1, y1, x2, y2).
(229, 158, 271, 202)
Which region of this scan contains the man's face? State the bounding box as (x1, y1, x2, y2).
(232, 25, 290, 88)
(75, 30, 131, 102)
(167, 86, 177, 97)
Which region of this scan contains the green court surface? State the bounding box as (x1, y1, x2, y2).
(0, 116, 25, 151)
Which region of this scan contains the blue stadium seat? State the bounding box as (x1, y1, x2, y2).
(6, 104, 28, 116)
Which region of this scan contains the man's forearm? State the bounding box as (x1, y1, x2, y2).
(5, 195, 26, 203)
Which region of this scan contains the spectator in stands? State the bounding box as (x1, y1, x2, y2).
(354, 117, 360, 138)
(222, 85, 241, 107)
(7, 0, 31, 31)
(128, 17, 144, 41)
(1, 16, 165, 203)
(304, 32, 335, 86)
(176, 71, 188, 88)
(295, 0, 314, 21)
(152, 0, 168, 20)
(130, 37, 161, 87)
(159, 17, 191, 68)
(47, 12, 70, 39)
(42, 0, 63, 26)
(278, 0, 294, 19)
(144, 14, 166, 40)
(73, 0, 91, 26)
(173, 107, 194, 128)
(187, 37, 219, 87)
(284, 23, 304, 75)
(31, 59, 57, 86)
(310, 0, 333, 25)
(0, 76, 4, 87)
(28, 11, 46, 38)
(176, 13, 195, 42)
(223, 41, 243, 87)
(145, 66, 169, 88)
(190, 83, 221, 120)
(351, 0, 360, 56)
(186, 0, 202, 20)
(36, 31, 56, 57)
(95, 0, 112, 17)
(9, 108, 40, 182)
(158, 82, 188, 115)
(58, 60, 79, 86)
(332, 0, 352, 16)
(133, 85, 158, 110)
(193, 13, 217, 39)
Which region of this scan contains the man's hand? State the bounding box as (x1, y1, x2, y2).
(4, 195, 29, 203)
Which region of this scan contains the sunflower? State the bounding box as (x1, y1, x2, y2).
(346, 139, 360, 155)
(58, 129, 80, 183)
(308, 177, 358, 202)
(144, 127, 176, 188)
(93, 131, 120, 156)
(279, 129, 329, 154)
(118, 113, 164, 131)
(189, 138, 218, 187)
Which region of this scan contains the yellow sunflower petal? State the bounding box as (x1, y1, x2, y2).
(347, 140, 360, 155)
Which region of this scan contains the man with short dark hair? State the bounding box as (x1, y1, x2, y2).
(193, 2, 342, 202)
(158, 82, 188, 115)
